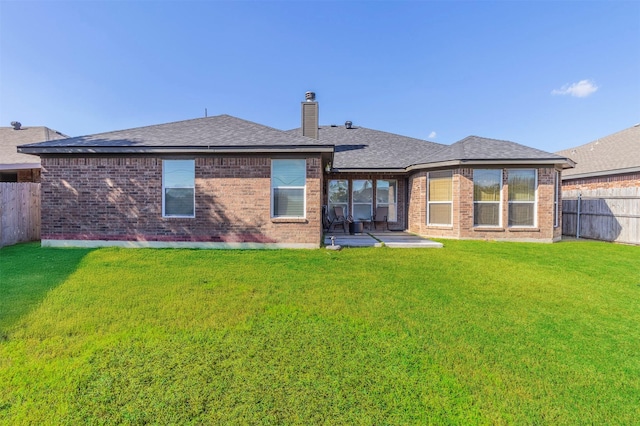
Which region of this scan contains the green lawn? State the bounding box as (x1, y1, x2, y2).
(1, 240, 639, 424)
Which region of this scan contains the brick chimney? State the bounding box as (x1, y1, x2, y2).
(301, 91, 319, 139)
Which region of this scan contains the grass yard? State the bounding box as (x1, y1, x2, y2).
(1, 240, 639, 424)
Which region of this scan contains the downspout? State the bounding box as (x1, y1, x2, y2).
(576, 192, 581, 239)
(404, 176, 410, 231)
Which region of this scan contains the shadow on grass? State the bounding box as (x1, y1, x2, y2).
(0, 242, 93, 340)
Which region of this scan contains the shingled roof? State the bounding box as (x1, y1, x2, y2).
(556, 124, 640, 179)
(288, 126, 572, 171)
(18, 115, 333, 154)
(1, 126, 68, 170)
(287, 125, 447, 169)
(18, 114, 572, 171)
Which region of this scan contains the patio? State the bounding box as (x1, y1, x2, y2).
(324, 231, 443, 248)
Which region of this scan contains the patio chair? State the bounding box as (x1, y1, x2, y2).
(329, 206, 349, 233)
(373, 206, 389, 231)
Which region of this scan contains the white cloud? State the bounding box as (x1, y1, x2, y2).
(428, 131, 437, 139)
(551, 79, 598, 98)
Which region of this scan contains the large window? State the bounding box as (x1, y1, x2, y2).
(352, 179, 373, 221)
(508, 169, 537, 227)
(272, 159, 306, 218)
(163, 159, 195, 217)
(474, 169, 502, 227)
(376, 180, 397, 221)
(328, 179, 349, 220)
(427, 171, 452, 225)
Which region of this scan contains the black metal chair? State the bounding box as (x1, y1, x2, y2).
(329, 206, 349, 233)
(373, 206, 389, 230)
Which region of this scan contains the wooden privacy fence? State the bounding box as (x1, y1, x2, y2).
(562, 188, 640, 245)
(0, 183, 41, 248)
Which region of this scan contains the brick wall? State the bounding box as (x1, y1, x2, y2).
(562, 172, 640, 193)
(17, 168, 40, 183)
(408, 167, 561, 242)
(41, 155, 322, 246)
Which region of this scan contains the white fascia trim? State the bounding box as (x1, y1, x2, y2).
(19, 146, 334, 155)
(562, 166, 640, 181)
(42, 239, 320, 249)
(407, 159, 572, 172)
(0, 163, 40, 170)
(331, 168, 406, 173)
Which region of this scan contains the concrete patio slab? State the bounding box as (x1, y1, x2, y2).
(371, 232, 443, 248)
(324, 231, 443, 248)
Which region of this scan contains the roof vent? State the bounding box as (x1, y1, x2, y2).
(345, 121, 353, 129)
(10, 121, 21, 130)
(305, 91, 316, 102)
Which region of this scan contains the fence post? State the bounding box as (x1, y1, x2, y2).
(576, 193, 581, 239)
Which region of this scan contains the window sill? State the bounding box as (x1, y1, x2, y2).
(508, 227, 540, 232)
(427, 225, 453, 230)
(271, 218, 308, 224)
(473, 227, 505, 232)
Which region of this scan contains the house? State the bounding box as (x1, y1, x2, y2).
(0, 122, 68, 182)
(18, 93, 573, 248)
(556, 124, 640, 193)
(556, 124, 640, 244)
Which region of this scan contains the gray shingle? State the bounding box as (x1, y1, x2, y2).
(432, 136, 569, 162)
(19, 115, 333, 153)
(288, 125, 447, 169)
(288, 127, 568, 170)
(556, 125, 640, 177)
(1, 126, 68, 167)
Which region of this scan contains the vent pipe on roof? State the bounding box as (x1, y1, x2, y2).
(301, 91, 319, 139)
(345, 121, 353, 129)
(10, 121, 22, 130)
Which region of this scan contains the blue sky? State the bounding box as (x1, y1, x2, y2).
(1, 1, 638, 153)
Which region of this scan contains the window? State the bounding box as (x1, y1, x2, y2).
(474, 169, 502, 227)
(554, 170, 560, 228)
(427, 171, 452, 225)
(376, 180, 397, 221)
(328, 179, 349, 220)
(508, 169, 537, 227)
(272, 159, 306, 217)
(352, 180, 373, 221)
(163, 159, 195, 217)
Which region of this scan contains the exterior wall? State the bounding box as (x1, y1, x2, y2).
(40, 155, 323, 248)
(322, 172, 406, 231)
(17, 168, 41, 183)
(562, 172, 640, 193)
(408, 167, 561, 242)
(0, 168, 40, 183)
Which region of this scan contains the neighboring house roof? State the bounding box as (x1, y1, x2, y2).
(556, 124, 640, 180)
(288, 126, 572, 171)
(0, 125, 68, 171)
(18, 115, 333, 154)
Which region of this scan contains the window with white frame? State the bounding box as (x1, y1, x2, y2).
(376, 180, 397, 221)
(508, 169, 537, 227)
(474, 169, 502, 227)
(554, 170, 560, 228)
(328, 179, 349, 220)
(271, 159, 306, 218)
(427, 171, 452, 225)
(352, 179, 373, 221)
(163, 159, 195, 217)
